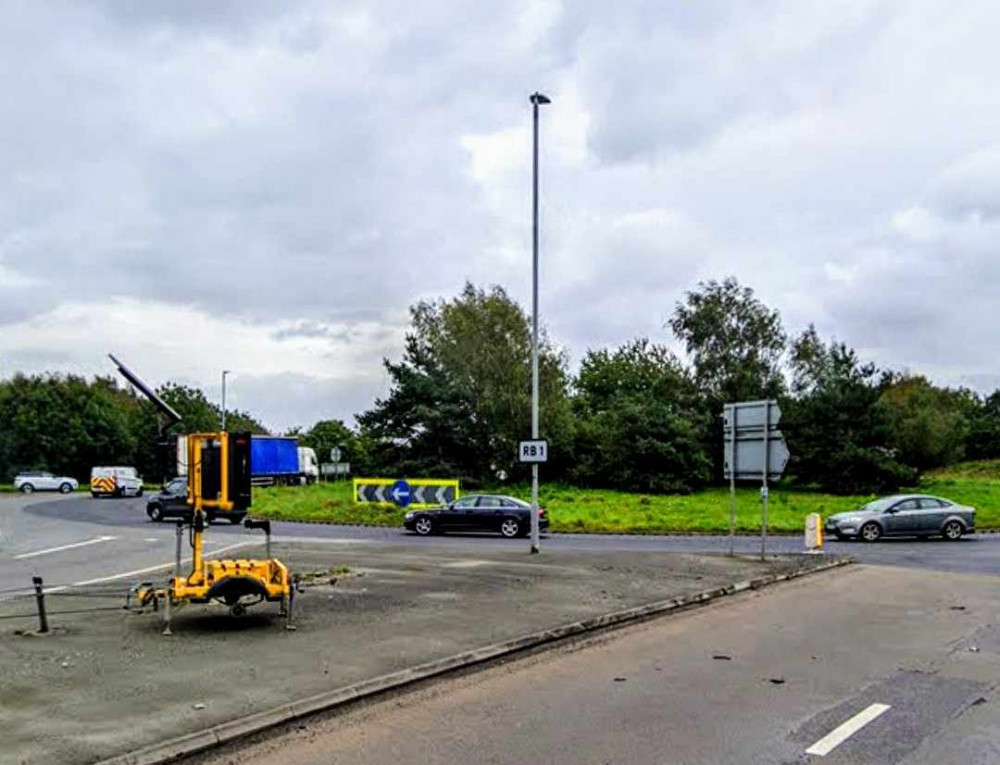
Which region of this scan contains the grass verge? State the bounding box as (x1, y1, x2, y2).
(252, 463, 1000, 534)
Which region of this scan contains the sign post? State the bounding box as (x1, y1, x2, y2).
(761, 400, 771, 561)
(519, 440, 548, 552)
(723, 400, 790, 560)
(727, 404, 737, 556)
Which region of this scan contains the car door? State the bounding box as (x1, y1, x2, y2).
(475, 496, 505, 531)
(40, 472, 58, 490)
(441, 495, 478, 530)
(883, 498, 920, 535)
(164, 480, 190, 516)
(916, 498, 947, 533)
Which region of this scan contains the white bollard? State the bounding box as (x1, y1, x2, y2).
(805, 513, 824, 554)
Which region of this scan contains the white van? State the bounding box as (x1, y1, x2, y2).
(90, 466, 144, 498)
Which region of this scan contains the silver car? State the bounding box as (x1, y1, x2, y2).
(14, 471, 79, 494)
(825, 494, 975, 542)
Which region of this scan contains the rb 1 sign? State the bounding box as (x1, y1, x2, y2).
(519, 440, 548, 463)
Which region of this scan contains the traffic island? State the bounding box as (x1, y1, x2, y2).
(0, 542, 847, 764)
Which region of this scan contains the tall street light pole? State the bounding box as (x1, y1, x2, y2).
(221, 370, 230, 431)
(529, 91, 550, 555)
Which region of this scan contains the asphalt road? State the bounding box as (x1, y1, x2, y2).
(199, 563, 1000, 765)
(2, 492, 999, 598)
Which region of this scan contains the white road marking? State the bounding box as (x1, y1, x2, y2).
(14, 536, 117, 560)
(806, 703, 892, 756)
(72, 541, 254, 586)
(275, 536, 374, 545)
(443, 560, 492, 568)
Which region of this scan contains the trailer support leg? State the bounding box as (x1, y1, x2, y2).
(162, 592, 172, 636)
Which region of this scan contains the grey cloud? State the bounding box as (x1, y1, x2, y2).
(6, 0, 1000, 428)
(213, 371, 389, 432)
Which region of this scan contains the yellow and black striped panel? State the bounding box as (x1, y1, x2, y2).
(92, 476, 117, 494)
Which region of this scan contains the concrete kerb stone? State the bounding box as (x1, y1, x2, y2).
(96, 556, 853, 765)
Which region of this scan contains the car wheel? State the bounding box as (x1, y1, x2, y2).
(414, 516, 434, 536)
(91, 491, 99, 498)
(59, 483, 73, 494)
(20, 483, 34, 494)
(500, 517, 521, 539)
(860, 522, 882, 543)
(136, 488, 143, 497)
(942, 521, 964, 541)
(148, 505, 163, 522)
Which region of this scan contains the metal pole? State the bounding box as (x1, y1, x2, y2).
(761, 400, 771, 561)
(175, 522, 183, 576)
(221, 370, 229, 431)
(162, 590, 172, 636)
(728, 405, 737, 556)
(32, 576, 49, 634)
(529, 92, 548, 555)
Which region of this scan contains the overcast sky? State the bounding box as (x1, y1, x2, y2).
(2, 1, 998, 431)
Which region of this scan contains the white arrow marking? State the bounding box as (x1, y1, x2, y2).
(15, 536, 117, 560)
(374, 485, 386, 502)
(435, 486, 447, 504)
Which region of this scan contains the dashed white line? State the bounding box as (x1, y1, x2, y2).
(806, 703, 892, 756)
(14, 536, 117, 560)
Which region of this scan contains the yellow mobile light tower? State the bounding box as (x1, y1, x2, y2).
(109, 356, 292, 627)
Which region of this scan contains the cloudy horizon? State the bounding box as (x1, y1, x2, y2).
(2, 1, 999, 431)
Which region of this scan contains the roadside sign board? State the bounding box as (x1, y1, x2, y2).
(353, 478, 459, 508)
(722, 400, 781, 431)
(519, 440, 548, 463)
(722, 399, 790, 561)
(330, 447, 342, 463)
(321, 462, 351, 477)
(723, 435, 789, 481)
(722, 401, 790, 481)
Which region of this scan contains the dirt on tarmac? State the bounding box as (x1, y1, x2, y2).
(0, 540, 833, 764)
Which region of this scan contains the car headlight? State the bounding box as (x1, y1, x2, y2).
(405, 512, 414, 519)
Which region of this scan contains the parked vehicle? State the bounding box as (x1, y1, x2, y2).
(145, 477, 244, 524)
(825, 494, 975, 542)
(404, 494, 549, 538)
(176, 435, 318, 486)
(90, 466, 144, 498)
(14, 471, 78, 494)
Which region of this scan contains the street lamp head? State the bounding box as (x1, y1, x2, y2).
(530, 92, 551, 105)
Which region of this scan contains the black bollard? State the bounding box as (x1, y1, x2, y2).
(32, 576, 49, 633)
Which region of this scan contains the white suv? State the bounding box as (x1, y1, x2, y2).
(14, 471, 79, 494)
(90, 466, 144, 498)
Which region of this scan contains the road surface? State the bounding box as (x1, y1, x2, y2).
(197, 563, 1000, 765)
(2, 493, 999, 596)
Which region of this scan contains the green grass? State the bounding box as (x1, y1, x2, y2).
(221, 461, 1000, 534)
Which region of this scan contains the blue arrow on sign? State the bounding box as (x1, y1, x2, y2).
(390, 479, 412, 508)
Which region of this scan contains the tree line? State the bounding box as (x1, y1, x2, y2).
(3, 277, 998, 494)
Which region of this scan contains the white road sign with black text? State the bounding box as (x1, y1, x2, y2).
(519, 440, 548, 463)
